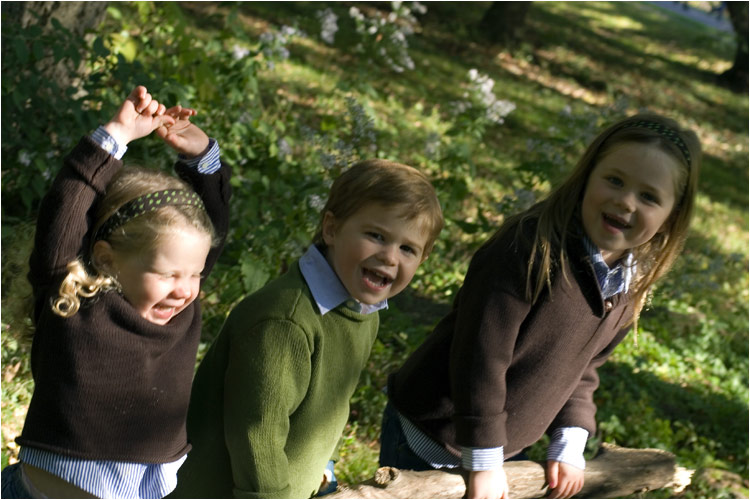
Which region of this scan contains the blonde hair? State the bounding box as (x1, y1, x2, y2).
(500, 113, 700, 330)
(52, 167, 216, 317)
(312, 159, 444, 257)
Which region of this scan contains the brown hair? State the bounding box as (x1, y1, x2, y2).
(52, 167, 216, 317)
(500, 113, 701, 330)
(312, 159, 444, 257)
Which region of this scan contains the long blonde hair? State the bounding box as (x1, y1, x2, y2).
(498, 113, 701, 330)
(52, 167, 216, 317)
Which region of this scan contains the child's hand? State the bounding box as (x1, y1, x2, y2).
(546, 461, 584, 499)
(103, 86, 175, 146)
(155, 105, 210, 158)
(467, 468, 508, 499)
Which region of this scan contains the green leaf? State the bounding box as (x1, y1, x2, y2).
(13, 40, 29, 65)
(32, 41, 44, 61)
(240, 256, 270, 295)
(107, 6, 123, 20)
(93, 36, 110, 58)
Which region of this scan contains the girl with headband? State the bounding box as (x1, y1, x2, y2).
(2, 86, 231, 498)
(379, 113, 700, 498)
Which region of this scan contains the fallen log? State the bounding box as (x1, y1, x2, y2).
(323, 443, 693, 498)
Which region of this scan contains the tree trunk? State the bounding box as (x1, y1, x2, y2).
(478, 2, 532, 46)
(1, 1, 108, 36)
(1, 1, 109, 89)
(719, 1, 748, 92)
(323, 444, 692, 499)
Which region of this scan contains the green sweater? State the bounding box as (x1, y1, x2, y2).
(172, 262, 379, 498)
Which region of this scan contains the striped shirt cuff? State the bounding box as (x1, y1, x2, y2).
(180, 139, 221, 174)
(91, 126, 128, 160)
(547, 427, 588, 470)
(461, 446, 504, 471)
(19, 446, 186, 498)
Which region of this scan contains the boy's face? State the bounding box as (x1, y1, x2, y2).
(322, 203, 430, 305)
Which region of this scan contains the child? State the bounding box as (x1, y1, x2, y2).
(380, 114, 701, 499)
(2, 86, 232, 498)
(171, 159, 444, 498)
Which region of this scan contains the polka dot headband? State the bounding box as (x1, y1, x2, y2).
(94, 189, 205, 242)
(618, 120, 692, 167)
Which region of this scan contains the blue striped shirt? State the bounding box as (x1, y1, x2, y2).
(583, 235, 634, 299)
(19, 448, 186, 499)
(397, 237, 635, 471)
(18, 126, 222, 498)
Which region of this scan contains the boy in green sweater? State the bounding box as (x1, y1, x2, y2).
(172, 159, 443, 498)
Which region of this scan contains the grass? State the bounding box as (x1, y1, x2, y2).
(2, 1, 747, 497)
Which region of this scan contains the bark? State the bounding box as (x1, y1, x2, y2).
(1, 1, 108, 36)
(1, 1, 109, 89)
(478, 2, 532, 46)
(719, 1, 749, 92)
(323, 444, 692, 499)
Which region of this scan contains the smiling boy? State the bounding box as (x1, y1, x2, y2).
(172, 159, 443, 499)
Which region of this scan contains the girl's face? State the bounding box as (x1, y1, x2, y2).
(322, 202, 430, 305)
(96, 227, 212, 325)
(581, 142, 680, 267)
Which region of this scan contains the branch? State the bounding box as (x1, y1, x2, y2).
(324, 444, 693, 499)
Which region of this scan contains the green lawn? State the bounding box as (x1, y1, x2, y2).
(2, 2, 747, 498)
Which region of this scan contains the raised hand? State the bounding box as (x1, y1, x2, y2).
(103, 86, 175, 146)
(155, 105, 210, 158)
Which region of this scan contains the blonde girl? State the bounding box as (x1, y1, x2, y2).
(380, 113, 700, 499)
(2, 86, 231, 499)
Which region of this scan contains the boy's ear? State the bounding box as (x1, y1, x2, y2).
(321, 211, 338, 246)
(91, 240, 115, 273)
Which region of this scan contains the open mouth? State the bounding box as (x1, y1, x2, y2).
(603, 213, 631, 230)
(152, 304, 177, 321)
(362, 268, 393, 290)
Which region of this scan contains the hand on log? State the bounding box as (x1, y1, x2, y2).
(322, 443, 693, 499)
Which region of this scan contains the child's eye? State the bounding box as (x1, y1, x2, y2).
(400, 245, 416, 255)
(641, 192, 659, 204)
(366, 231, 384, 241)
(605, 176, 623, 187)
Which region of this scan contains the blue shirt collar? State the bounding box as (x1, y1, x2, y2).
(582, 235, 634, 299)
(299, 245, 387, 316)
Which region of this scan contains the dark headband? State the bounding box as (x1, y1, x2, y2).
(94, 189, 205, 242)
(617, 120, 691, 166)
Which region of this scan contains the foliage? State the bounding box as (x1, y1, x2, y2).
(1, 1, 747, 498)
(1, 16, 97, 218)
(345, 2, 426, 74)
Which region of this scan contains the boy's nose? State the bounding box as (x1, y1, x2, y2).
(378, 245, 398, 266)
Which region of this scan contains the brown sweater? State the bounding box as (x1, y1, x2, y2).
(17, 137, 231, 463)
(387, 215, 631, 457)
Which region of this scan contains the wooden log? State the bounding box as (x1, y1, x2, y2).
(323, 443, 693, 499)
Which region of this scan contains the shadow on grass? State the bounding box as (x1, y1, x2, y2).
(697, 152, 749, 212)
(597, 361, 749, 475)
